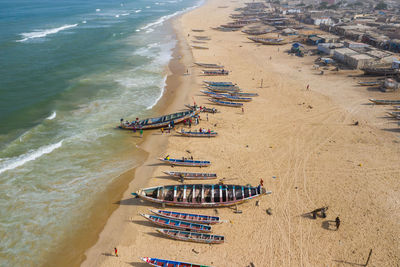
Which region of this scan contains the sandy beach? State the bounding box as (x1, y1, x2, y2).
(82, 0, 400, 266)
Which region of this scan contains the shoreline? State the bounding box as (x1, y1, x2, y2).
(79, 9, 198, 267)
(79, 0, 399, 265)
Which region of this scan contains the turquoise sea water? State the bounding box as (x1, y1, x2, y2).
(0, 0, 201, 265)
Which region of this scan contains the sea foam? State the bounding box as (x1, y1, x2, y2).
(0, 141, 63, 175)
(46, 111, 57, 120)
(17, 24, 78, 42)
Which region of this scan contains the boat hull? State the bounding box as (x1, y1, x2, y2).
(141, 257, 211, 267)
(156, 229, 224, 244)
(369, 99, 400, 105)
(163, 171, 217, 180)
(136, 184, 270, 208)
(150, 209, 221, 224)
(141, 214, 212, 233)
(159, 158, 211, 167)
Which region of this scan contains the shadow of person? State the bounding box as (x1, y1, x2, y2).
(322, 220, 337, 231)
(101, 252, 114, 257)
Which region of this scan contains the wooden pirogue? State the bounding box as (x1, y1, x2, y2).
(369, 99, 400, 105)
(134, 184, 270, 207)
(163, 171, 217, 180)
(176, 129, 218, 137)
(202, 69, 229, 76)
(149, 209, 222, 224)
(203, 81, 234, 86)
(119, 110, 197, 130)
(208, 98, 243, 107)
(141, 257, 211, 267)
(159, 157, 211, 167)
(156, 228, 224, 244)
(202, 91, 252, 102)
(206, 86, 240, 92)
(140, 214, 212, 233)
(195, 63, 224, 68)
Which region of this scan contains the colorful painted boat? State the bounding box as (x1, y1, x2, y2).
(248, 37, 286, 45)
(156, 228, 224, 244)
(140, 214, 212, 232)
(202, 69, 229, 76)
(221, 95, 252, 102)
(228, 91, 258, 97)
(185, 104, 218, 113)
(159, 158, 211, 167)
(141, 257, 211, 267)
(208, 98, 243, 107)
(135, 184, 270, 207)
(203, 81, 234, 86)
(119, 110, 198, 130)
(369, 99, 400, 105)
(192, 45, 209, 50)
(150, 209, 222, 224)
(206, 84, 239, 90)
(163, 171, 217, 180)
(176, 130, 218, 137)
(207, 86, 240, 93)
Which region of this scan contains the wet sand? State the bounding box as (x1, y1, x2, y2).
(82, 0, 400, 266)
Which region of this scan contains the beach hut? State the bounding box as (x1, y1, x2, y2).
(333, 48, 358, 63)
(344, 54, 375, 69)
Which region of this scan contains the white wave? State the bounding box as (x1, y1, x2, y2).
(115, 14, 120, 18)
(46, 111, 56, 120)
(147, 75, 167, 110)
(135, 9, 142, 13)
(146, 6, 151, 8)
(17, 24, 78, 42)
(82, 20, 87, 24)
(121, 13, 130, 16)
(140, 1, 204, 32)
(96, 8, 101, 12)
(135, 29, 140, 32)
(0, 141, 63, 175)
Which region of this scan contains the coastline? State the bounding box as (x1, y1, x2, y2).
(80, 0, 400, 266)
(79, 9, 198, 267)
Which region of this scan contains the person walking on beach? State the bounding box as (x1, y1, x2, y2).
(189, 119, 192, 128)
(207, 114, 208, 121)
(306, 84, 310, 90)
(114, 247, 118, 257)
(259, 178, 264, 187)
(140, 129, 143, 138)
(242, 107, 244, 113)
(335, 216, 341, 230)
(161, 128, 164, 134)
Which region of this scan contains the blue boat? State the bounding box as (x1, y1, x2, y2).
(208, 98, 243, 107)
(141, 257, 211, 267)
(150, 209, 221, 224)
(159, 157, 211, 167)
(203, 80, 234, 86)
(140, 214, 212, 232)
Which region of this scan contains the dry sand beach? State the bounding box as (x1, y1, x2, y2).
(82, 0, 399, 266)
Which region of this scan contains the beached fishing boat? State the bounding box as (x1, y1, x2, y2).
(195, 63, 224, 68)
(206, 83, 239, 89)
(207, 86, 240, 93)
(150, 209, 221, 224)
(357, 81, 382, 86)
(220, 24, 244, 29)
(192, 45, 209, 49)
(119, 110, 198, 130)
(203, 81, 234, 86)
(362, 67, 399, 76)
(159, 157, 211, 167)
(201, 91, 251, 102)
(194, 36, 210, 40)
(242, 29, 271, 35)
(221, 95, 252, 102)
(140, 214, 212, 233)
(228, 91, 258, 97)
(192, 29, 204, 32)
(369, 99, 400, 105)
(176, 129, 218, 137)
(185, 104, 218, 113)
(163, 171, 217, 180)
(202, 69, 229, 76)
(192, 40, 207, 44)
(141, 257, 211, 267)
(248, 37, 286, 45)
(387, 112, 400, 119)
(135, 184, 270, 207)
(156, 228, 224, 244)
(209, 98, 243, 107)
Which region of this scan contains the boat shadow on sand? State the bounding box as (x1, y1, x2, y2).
(128, 262, 148, 267)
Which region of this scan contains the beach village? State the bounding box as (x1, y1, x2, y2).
(83, 0, 400, 266)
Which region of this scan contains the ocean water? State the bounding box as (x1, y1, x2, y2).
(0, 0, 201, 266)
